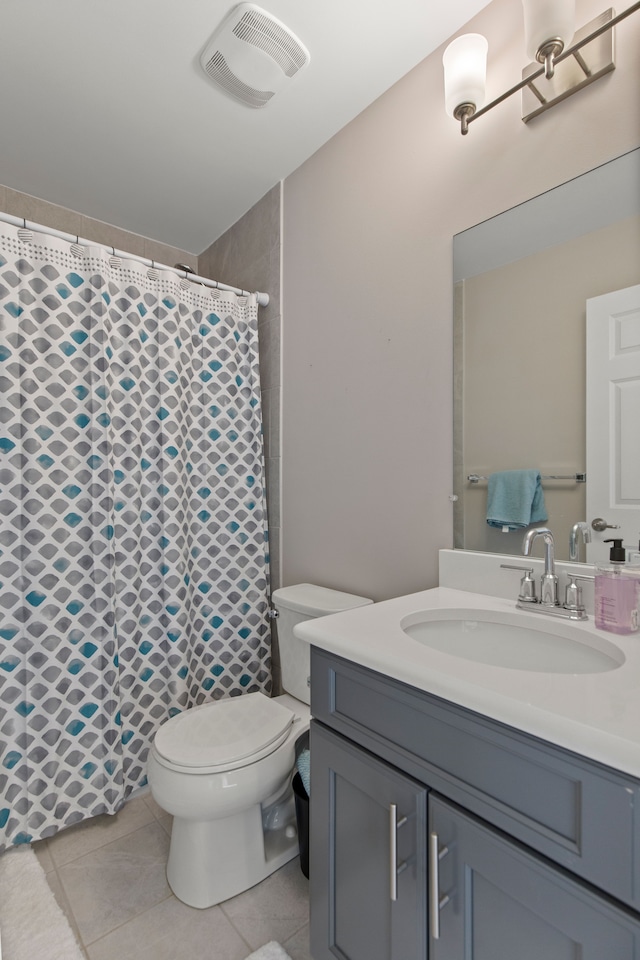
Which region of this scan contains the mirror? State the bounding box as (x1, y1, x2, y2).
(453, 148, 640, 562)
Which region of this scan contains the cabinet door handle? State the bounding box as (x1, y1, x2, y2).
(389, 803, 408, 901)
(429, 832, 450, 940)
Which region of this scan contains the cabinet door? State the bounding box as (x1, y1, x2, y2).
(310, 721, 428, 960)
(429, 795, 640, 960)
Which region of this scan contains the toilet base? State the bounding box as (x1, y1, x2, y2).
(166, 787, 301, 908)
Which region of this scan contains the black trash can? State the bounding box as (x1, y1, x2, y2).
(292, 771, 309, 878)
(293, 729, 310, 877)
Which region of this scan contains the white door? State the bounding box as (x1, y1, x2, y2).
(586, 284, 640, 563)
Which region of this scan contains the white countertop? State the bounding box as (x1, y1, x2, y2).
(295, 587, 640, 780)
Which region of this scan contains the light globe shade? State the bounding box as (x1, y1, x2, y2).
(522, 0, 575, 60)
(442, 34, 488, 118)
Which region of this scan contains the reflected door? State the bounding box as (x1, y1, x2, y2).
(586, 284, 640, 562)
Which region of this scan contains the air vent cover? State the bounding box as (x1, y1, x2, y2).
(200, 3, 310, 108)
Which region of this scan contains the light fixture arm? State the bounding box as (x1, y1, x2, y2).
(537, 38, 566, 79)
(453, 102, 476, 136)
(457, 0, 640, 134)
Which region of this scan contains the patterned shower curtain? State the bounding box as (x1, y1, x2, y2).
(0, 223, 271, 850)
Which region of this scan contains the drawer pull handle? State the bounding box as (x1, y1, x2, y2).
(389, 804, 408, 901)
(429, 833, 450, 940)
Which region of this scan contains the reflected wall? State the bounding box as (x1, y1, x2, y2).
(454, 191, 640, 560)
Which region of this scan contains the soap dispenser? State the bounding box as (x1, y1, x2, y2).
(594, 539, 639, 635)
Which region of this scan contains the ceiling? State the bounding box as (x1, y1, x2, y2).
(0, 0, 491, 254)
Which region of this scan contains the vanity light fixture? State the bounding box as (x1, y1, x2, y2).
(522, 0, 576, 80)
(443, 0, 640, 135)
(443, 34, 488, 135)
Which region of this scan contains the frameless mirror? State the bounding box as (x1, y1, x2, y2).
(453, 148, 640, 562)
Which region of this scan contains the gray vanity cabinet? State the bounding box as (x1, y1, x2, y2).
(310, 721, 427, 960)
(309, 647, 640, 960)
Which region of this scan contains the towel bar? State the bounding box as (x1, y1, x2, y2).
(467, 472, 586, 484)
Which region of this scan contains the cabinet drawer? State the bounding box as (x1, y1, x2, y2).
(311, 646, 640, 910)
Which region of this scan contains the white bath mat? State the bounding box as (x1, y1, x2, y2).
(0, 846, 85, 960)
(245, 943, 293, 960)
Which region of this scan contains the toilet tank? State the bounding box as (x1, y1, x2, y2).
(271, 583, 373, 705)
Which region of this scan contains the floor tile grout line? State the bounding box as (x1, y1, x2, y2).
(219, 901, 267, 954)
(32, 800, 312, 960)
(77, 889, 177, 950)
(46, 812, 160, 870)
(219, 898, 310, 955)
(43, 856, 91, 956)
(223, 919, 254, 957)
(48, 820, 173, 949)
(282, 917, 310, 941)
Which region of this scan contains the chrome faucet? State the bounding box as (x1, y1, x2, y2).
(501, 526, 589, 620)
(569, 521, 591, 561)
(523, 527, 558, 607)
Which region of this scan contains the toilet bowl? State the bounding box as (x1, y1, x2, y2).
(148, 692, 309, 908)
(148, 583, 372, 908)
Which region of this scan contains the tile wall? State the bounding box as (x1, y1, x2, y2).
(0, 185, 198, 272)
(198, 184, 283, 687)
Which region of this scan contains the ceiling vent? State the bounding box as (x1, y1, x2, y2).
(200, 3, 310, 109)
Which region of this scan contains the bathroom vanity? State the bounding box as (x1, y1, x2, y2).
(296, 575, 640, 960)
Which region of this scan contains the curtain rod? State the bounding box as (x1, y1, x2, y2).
(0, 211, 270, 308)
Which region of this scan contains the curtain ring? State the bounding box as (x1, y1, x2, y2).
(18, 218, 33, 243)
(175, 263, 194, 277)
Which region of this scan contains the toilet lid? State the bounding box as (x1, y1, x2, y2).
(153, 692, 295, 769)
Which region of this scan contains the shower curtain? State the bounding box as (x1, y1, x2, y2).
(0, 223, 271, 851)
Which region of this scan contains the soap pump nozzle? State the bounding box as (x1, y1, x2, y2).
(604, 538, 626, 562)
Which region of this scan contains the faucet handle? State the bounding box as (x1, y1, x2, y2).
(500, 564, 537, 602)
(563, 574, 594, 616)
(564, 575, 585, 612)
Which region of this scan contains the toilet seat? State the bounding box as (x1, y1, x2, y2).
(152, 692, 296, 774)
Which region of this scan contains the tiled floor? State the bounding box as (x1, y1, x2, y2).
(32, 793, 312, 960)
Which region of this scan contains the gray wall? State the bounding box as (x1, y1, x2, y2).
(280, 0, 640, 602)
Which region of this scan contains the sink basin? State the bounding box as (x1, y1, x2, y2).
(400, 609, 624, 674)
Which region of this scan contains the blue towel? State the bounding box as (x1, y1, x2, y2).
(296, 748, 310, 796)
(486, 470, 547, 531)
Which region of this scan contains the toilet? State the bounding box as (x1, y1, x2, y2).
(147, 583, 372, 908)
